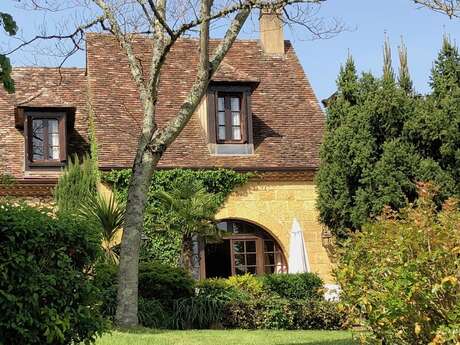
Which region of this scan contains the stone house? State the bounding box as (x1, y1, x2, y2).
(0, 12, 333, 282)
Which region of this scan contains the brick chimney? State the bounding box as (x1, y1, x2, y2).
(259, 8, 285, 55)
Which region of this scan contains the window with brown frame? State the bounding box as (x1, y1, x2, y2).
(206, 85, 254, 148)
(25, 111, 67, 168)
(216, 93, 245, 143)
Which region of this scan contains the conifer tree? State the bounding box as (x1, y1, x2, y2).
(0, 13, 17, 93)
(318, 38, 460, 238)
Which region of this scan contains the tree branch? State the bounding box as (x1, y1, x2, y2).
(413, 0, 460, 18)
(3, 15, 106, 56)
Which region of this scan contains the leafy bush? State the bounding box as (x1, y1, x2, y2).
(227, 273, 264, 297)
(0, 203, 107, 345)
(336, 184, 460, 344)
(262, 272, 323, 300)
(196, 278, 243, 303)
(291, 300, 346, 330)
(138, 262, 194, 308)
(92, 262, 118, 319)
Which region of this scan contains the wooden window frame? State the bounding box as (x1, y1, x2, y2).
(25, 111, 67, 169)
(216, 92, 245, 144)
(207, 85, 254, 146)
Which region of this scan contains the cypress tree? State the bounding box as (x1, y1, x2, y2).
(318, 38, 460, 238)
(0, 12, 17, 93)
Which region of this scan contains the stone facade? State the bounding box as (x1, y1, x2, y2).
(216, 179, 333, 282)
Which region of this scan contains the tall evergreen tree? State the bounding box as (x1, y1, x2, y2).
(0, 12, 17, 93)
(316, 38, 460, 238)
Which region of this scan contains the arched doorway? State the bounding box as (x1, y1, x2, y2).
(201, 219, 287, 279)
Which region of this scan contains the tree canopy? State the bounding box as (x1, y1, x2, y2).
(0, 12, 17, 93)
(317, 37, 460, 238)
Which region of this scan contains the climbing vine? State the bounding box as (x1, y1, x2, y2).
(103, 169, 252, 265)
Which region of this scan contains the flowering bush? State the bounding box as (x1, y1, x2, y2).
(336, 183, 460, 344)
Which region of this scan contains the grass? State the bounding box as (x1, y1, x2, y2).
(96, 329, 359, 345)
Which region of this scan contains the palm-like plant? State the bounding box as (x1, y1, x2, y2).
(81, 192, 125, 263)
(155, 177, 221, 274)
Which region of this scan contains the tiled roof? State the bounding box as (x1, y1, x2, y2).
(0, 34, 325, 179)
(86, 34, 325, 170)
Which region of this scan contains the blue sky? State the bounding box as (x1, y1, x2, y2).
(2, 0, 459, 101)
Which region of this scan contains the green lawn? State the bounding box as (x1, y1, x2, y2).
(96, 329, 358, 345)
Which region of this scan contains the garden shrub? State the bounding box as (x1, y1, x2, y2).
(227, 273, 264, 297)
(291, 300, 346, 330)
(336, 184, 460, 344)
(92, 262, 118, 319)
(262, 272, 323, 300)
(172, 296, 225, 329)
(138, 262, 194, 308)
(196, 278, 243, 303)
(0, 203, 106, 345)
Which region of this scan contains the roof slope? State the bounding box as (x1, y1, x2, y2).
(86, 34, 325, 170)
(0, 68, 87, 177)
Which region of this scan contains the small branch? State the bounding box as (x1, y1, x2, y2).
(3, 15, 106, 56)
(147, 0, 175, 37)
(413, 0, 460, 18)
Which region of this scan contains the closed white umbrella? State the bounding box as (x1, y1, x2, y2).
(288, 218, 311, 273)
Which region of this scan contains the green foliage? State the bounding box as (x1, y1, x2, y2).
(172, 296, 225, 329)
(55, 154, 98, 215)
(0, 203, 107, 345)
(291, 300, 346, 331)
(138, 262, 194, 308)
(138, 298, 168, 328)
(262, 273, 323, 300)
(227, 273, 264, 297)
(336, 184, 460, 344)
(317, 38, 460, 238)
(81, 193, 124, 263)
(0, 12, 17, 93)
(103, 168, 251, 264)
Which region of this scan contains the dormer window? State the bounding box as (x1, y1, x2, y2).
(19, 109, 69, 169)
(205, 85, 255, 155)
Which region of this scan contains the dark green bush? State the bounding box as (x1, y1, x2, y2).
(0, 203, 107, 345)
(92, 262, 118, 319)
(262, 273, 323, 300)
(195, 278, 242, 303)
(138, 262, 194, 308)
(291, 300, 346, 330)
(173, 296, 225, 329)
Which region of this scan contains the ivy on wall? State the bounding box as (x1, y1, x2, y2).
(103, 169, 252, 265)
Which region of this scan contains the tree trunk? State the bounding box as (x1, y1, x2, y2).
(181, 233, 194, 273)
(115, 148, 158, 327)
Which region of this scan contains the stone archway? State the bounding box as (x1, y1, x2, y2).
(201, 218, 287, 279)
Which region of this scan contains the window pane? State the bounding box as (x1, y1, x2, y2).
(265, 266, 275, 274)
(264, 240, 275, 252)
(218, 126, 226, 140)
(245, 241, 256, 253)
(231, 97, 240, 111)
(233, 241, 245, 253)
(218, 111, 226, 126)
(232, 127, 241, 140)
(246, 266, 256, 274)
(246, 254, 256, 266)
(48, 119, 59, 134)
(218, 97, 225, 111)
(32, 119, 45, 160)
(48, 146, 60, 160)
(235, 266, 246, 275)
(232, 112, 240, 126)
(234, 254, 245, 266)
(265, 253, 275, 265)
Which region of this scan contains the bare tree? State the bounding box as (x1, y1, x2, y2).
(5, 0, 342, 328)
(413, 0, 460, 17)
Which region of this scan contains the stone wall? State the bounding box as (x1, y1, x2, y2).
(216, 180, 333, 282)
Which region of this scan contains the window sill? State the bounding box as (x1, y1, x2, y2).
(208, 143, 254, 156)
